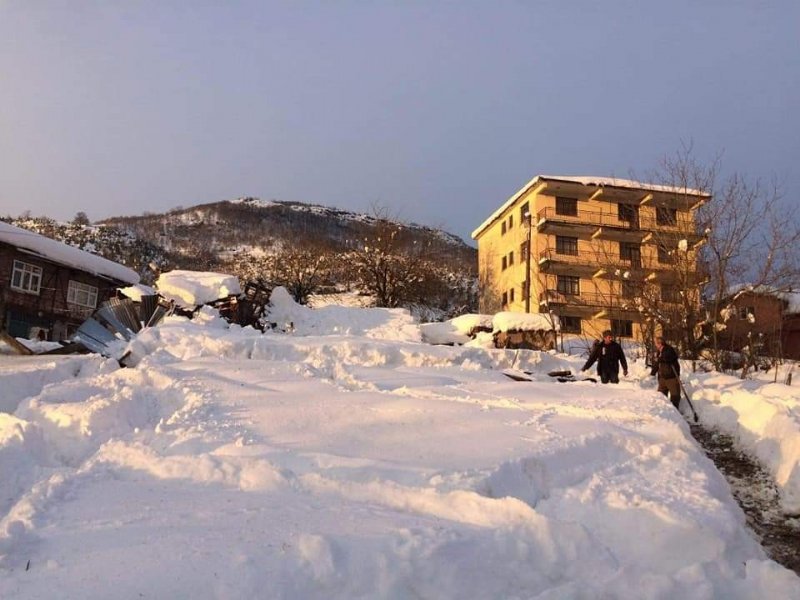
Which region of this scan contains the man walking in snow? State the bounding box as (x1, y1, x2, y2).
(582, 330, 628, 384)
(651, 336, 681, 409)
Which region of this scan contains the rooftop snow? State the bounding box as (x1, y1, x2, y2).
(0, 221, 139, 284)
(156, 270, 242, 308)
(472, 174, 710, 239)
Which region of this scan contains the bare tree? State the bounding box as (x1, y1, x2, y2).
(72, 211, 91, 226)
(644, 144, 800, 372)
(267, 243, 334, 305)
(342, 208, 444, 309)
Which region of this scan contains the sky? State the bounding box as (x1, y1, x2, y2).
(1, 1, 798, 243)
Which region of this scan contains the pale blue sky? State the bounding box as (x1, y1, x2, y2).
(1, 1, 798, 242)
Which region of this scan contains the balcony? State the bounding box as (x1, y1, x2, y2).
(538, 247, 605, 277)
(535, 207, 702, 245)
(539, 289, 643, 319)
(537, 246, 672, 278)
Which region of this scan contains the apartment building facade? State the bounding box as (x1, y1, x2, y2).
(472, 175, 709, 340)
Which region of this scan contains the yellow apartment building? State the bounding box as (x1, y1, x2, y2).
(472, 175, 709, 340)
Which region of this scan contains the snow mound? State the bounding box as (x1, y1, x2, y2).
(266, 287, 421, 342)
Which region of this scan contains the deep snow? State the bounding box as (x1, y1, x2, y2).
(1, 290, 799, 599)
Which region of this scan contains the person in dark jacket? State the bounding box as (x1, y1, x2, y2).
(582, 330, 628, 384)
(651, 336, 681, 408)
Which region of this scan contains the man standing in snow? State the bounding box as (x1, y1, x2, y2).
(651, 336, 681, 408)
(581, 330, 628, 384)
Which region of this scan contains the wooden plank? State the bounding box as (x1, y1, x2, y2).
(502, 369, 534, 382)
(0, 330, 34, 355)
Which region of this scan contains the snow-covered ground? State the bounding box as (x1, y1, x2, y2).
(1, 292, 800, 598)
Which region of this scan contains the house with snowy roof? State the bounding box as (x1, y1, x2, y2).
(472, 175, 709, 340)
(0, 221, 139, 341)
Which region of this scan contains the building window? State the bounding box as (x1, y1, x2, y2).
(508, 251, 514, 266)
(501, 256, 507, 270)
(502, 291, 508, 306)
(622, 280, 643, 298)
(619, 242, 641, 267)
(739, 306, 755, 320)
(508, 215, 514, 229)
(611, 319, 633, 338)
(555, 235, 578, 256)
(656, 207, 678, 226)
(618, 203, 638, 225)
(560, 315, 582, 334)
(510, 288, 515, 302)
(501, 221, 506, 235)
(67, 280, 99, 309)
(661, 284, 679, 303)
(520, 202, 530, 221)
(555, 196, 578, 217)
(520, 240, 529, 259)
(657, 245, 675, 264)
(521, 281, 529, 300)
(557, 275, 580, 296)
(10, 260, 42, 294)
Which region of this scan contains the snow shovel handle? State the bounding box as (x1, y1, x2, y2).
(671, 365, 699, 423)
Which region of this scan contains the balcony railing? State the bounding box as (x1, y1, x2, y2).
(536, 207, 692, 232)
(539, 289, 643, 312)
(538, 247, 671, 272)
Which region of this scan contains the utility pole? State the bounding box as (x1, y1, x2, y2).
(524, 208, 532, 313)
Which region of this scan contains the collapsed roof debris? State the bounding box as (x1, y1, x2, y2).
(72, 295, 172, 365)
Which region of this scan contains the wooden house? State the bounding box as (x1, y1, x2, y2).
(715, 290, 785, 355)
(781, 292, 800, 361)
(0, 221, 139, 341)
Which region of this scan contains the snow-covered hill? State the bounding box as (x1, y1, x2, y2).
(98, 197, 475, 265)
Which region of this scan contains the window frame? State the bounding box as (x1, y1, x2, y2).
(555, 196, 578, 217)
(556, 275, 580, 296)
(619, 242, 642, 266)
(555, 235, 579, 256)
(656, 206, 678, 226)
(739, 306, 755, 320)
(657, 244, 675, 264)
(560, 315, 582, 334)
(611, 319, 633, 338)
(67, 279, 99, 309)
(622, 280, 643, 298)
(10, 260, 43, 294)
(617, 203, 638, 224)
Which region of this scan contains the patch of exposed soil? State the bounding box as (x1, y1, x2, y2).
(690, 424, 800, 575)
